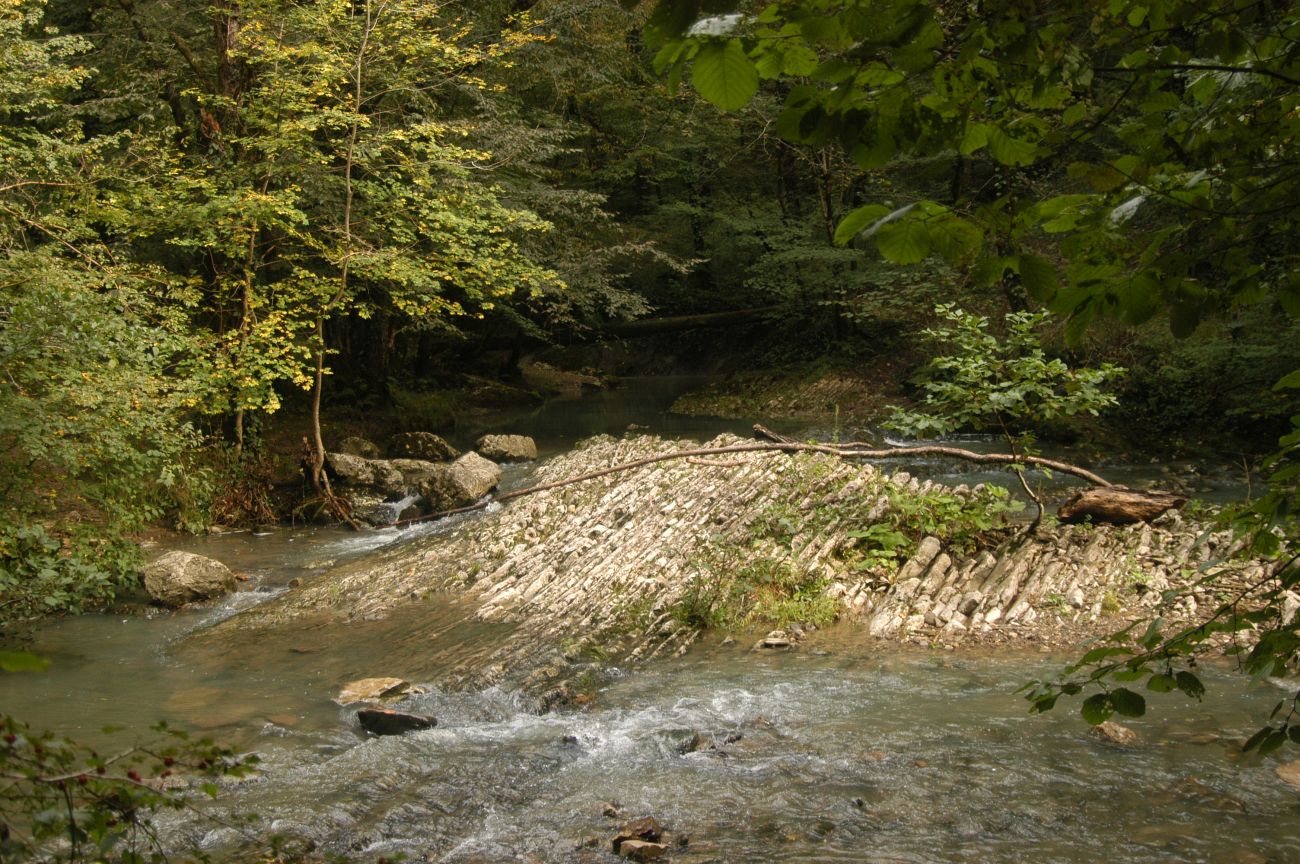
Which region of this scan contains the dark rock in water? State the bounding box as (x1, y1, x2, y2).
(143, 551, 236, 607)
(659, 728, 703, 755)
(357, 707, 436, 736)
(476, 433, 538, 462)
(388, 431, 459, 462)
(616, 839, 668, 861)
(601, 801, 621, 818)
(612, 816, 663, 853)
(337, 436, 380, 459)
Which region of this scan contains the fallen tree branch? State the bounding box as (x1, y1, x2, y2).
(395, 435, 1113, 527)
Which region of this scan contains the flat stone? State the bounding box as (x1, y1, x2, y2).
(334, 677, 410, 705)
(1276, 760, 1300, 790)
(616, 840, 668, 861)
(476, 433, 538, 462)
(357, 707, 436, 736)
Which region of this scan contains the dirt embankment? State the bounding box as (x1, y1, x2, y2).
(199, 434, 1268, 705)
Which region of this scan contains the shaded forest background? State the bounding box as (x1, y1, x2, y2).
(3, 0, 1300, 620)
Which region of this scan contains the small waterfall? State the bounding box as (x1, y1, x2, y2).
(380, 493, 420, 524)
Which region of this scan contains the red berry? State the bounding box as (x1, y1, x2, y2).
(3, 733, 15, 744)
(160, 770, 171, 778)
(96, 765, 106, 775)
(77, 774, 88, 785)
(127, 770, 141, 782)
(162, 756, 175, 767)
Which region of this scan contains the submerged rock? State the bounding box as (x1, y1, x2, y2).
(477, 433, 538, 462)
(658, 728, 703, 755)
(144, 551, 236, 607)
(756, 630, 793, 650)
(422, 451, 502, 511)
(334, 677, 410, 705)
(388, 431, 459, 462)
(1092, 721, 1139, 746)
(1276, 760, 1300, 791)
(357, 707, 436, 735)
(612, 816, 664, 854)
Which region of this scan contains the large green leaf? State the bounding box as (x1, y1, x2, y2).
(692, 39, 759, 112)
(875, 219, 932, 264)
(987, 126, 1038, 166)
(1017, 253, 1060, 301)
(1110, 687, 1146, 717)
(1081, 692, 1114, 725)
(834, 204, 892, 246)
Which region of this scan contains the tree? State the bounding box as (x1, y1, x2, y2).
(648, 0, 1300, 745)
(0, 0, 212, 619)
(886, 303, 1123, 524)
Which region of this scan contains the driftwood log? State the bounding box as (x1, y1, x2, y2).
(1058, 487, 1187, 525)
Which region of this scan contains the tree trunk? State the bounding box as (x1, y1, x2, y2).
(1058, 487, 1187, 526)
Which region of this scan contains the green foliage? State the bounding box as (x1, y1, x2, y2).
(887, 304, 1124, 441)
(0, 714, 259, 863)
(672, 541, 838, 631)
(0, 524, 142, 624)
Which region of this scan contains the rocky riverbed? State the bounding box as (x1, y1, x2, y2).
(194, 433, 1275, 706)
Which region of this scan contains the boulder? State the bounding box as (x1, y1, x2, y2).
(388, 432, 459, 462)
(476, 434, 538, 462)
(357, 707, 436, 736)
(334, 677, 410, 705)
(422, 452, 502, 512)
(143, 551, 236, 607)
(337, 436, 380, 459)
(324, 453, 405, 497)
(387, 458, 444, 489)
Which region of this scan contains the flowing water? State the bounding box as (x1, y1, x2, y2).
(1, 380, 1288, 862)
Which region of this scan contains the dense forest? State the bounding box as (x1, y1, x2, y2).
(2, 0, 1299, 606)
(2, 0, 1300, 857)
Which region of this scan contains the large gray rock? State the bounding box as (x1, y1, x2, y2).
(337, 436, 380, 459)
(325, 453, 405, 497)
(144, 551, 236, 607)
(388, 432, 459, 462)
(422, 452, 502, 512)
(387, 458, 443, 489)
(476, 434, 537, 462)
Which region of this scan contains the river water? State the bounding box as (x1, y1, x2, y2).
(1, 379, 1292, 862)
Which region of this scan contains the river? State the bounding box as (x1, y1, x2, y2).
(1, 378, 1292, 862)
